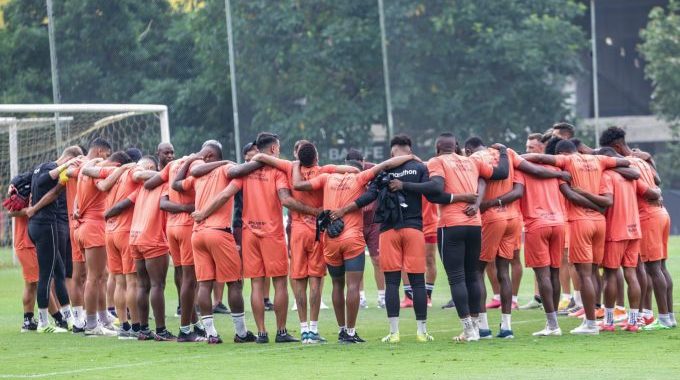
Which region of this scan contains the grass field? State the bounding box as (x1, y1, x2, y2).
(0, 240, 679, 380)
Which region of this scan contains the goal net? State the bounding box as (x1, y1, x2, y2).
(0, 104, 170, 254)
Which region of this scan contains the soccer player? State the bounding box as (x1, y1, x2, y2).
(77, 147, 133, 336)
(595, 147, 660, 332)
(226, 132, 320, 343)
(465, 136, 567, 338)
(351, 134, 434, 343)
(523, 139, 635, 335)
(251, 142, 358, 343)
(600, 126, 675, 328)
(27, 149, 84, 333)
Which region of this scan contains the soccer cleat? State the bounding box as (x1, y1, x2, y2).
(275, 330, 300, 343)
(496, 329, 514, 339)
(595, 308, 605, 319)
(613, 308, 627, 323)
(511, 301, 519, 310)
(234, 331, 257, 343)
(486, 298, 501, 309)
(154, 329, 177, 341)
(117, 328, 136, 340)
(640, 315, 655, 326)
(194, 326, 207, 338)
(207, 335, 223, 344)
(263, 299, 275, 312)
(212, 302, 230, 315)
(427, 296, 433, 308)
(256, 333, 270, 344)
(55, 319, 69, 331)
(568, 306, 585, 318)
(381, 332, 400, 343)
(341, 332, 365, 344)
(137, 330, 156, 341)
(416, 332, 435, 342)
(453, 330, 479, 343)
(478, 329, 493, 339)
(569, 323, 599, 335)
(377, 298, 386, 309)
(306, 332, 326, 344)
(360, 297, 368, 309)
(441, 299, 456, 309)
(532, 325, 562, 337)
(300, 331, 309, 344)
(37, 324, 68, 334)
(177, 331, 207, 342)
(400, 296, 413, 308)
(320, 300, 330, 310)
(620, 324, 639, 332)
(642, 320, 672, 331)
(338, 329, 348, 343)
(21, 319, 38, 333)
(72, 325, 86, 334)
(557, 298, 572, 315)
(519, 296, 542, 310)
(599, 324, 616, 332)
(84, 325, 117, 337)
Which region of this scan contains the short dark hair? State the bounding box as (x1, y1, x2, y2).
(125, 147, 143, 162)
(242, 142, 256, 157)
(597, 146, 618, 157)
(527, 133, 543, 142)
(599, 126, 626, 147)
(541, 132, 553, 144)
(78, 144, 88, 156)
(545, 137, 563, 155)
(555, 139, 577, 154)
(141, 155, 159, 171)
(346, 160, 363, 171)
(294, 139, 311, 153)
(552, 122, 575, 138)
(345, 148, 364, 161)
(255, 132, 279, 151)
(390, 134, 412, 148)
(109, 151, 132, 165)
(298, 142, 317, 167)
(464, 136, 484, 150)
(89, 137, 112, 151)
(436, 132, 457, 153)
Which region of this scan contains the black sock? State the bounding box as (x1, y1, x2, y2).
(408, 273, 427, 321)
(141, 324, 149, 332)
(107, 306, 115, 313)
(24, 312, 34, 320)
(52, 312, 64, 322)
(156, 326, 166, 334)
(264, 298, 271, 303)
(132, 323, 141, 332)
(258, 331, 268, 337)
(534, 295, 542, 303)
(122, 321, 131, 331)
(277, 328, 287, 335)
(426, 283, 434, 298)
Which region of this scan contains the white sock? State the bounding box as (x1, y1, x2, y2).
(201, 315, 218, 337)
(585, 319, 597, 328)
(477, 312, 489, 330)
(512, 295, 518, 304)
(377, 290, 385, 301)
(574, 291, 583, 307)
(180, 325, 191, 334)
(60, 305, 73, 322)
(643, 309, 653, 318)
(461, 316, 474, 331)
(309, 321, 318, 333)
(72, 306, 85, 327)
(346, 327, 356, 336)
(300, 321, 309, 333)
(338, 325, 346, 333)
(38, 308, 49, 328)
(659, 314, 672, 327)
(546, 312, 559, 330)
(604, 308, 614, 325)
(359, 291, 366, 300)
(416, 320, 427, 334)
(388, 317, 399, 334)
(628, 309, 639, 326)
(669, 313, 677, 324)
(193, 319, 204, 330)
(231, 312, 247, 338)
(561, 293, 571, 301)
(501, 313, 512, 331)
(492, 294, 501, 301)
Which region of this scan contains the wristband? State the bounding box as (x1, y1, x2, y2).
(450, 194, 454, 204)
(498, 198, 503, 207)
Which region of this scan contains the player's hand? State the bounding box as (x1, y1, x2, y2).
(251, 153, 265, 162)
(479, 200, 492, 212)
(330, 209, 345, 220)
(24, 207, 36, 218)
(464, 203, 478, 216)
(72, 210, 80, 220)
(490, 143, 507, 151)
(187, 153, 203, 162)
(191, 210, 206, 222)
(7, 184, 16, 195)
(458, 193, 478, 204)
(410, 154, 422, 162)
(560, 171, 572, 183)
(122, 163, 136, 169)
(388, 179, 404, 192)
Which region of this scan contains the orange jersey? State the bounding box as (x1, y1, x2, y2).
(427, 153, 494, 227)
(627, 156, 668, 221)
(129, 183, 168, 247)
(600, 170, 645, 241)
(105, 168, 141, 233)
(422, 196, 438, 233)
(514, 164, 566, 232)
(240, 165, 290, 238)
(268, 159, 336, 230)
(472, 148, 524, 222)
(181, 162, 240, 232)
(554, 154, 617, 222)
(309, 170, 376, 240)
(13, 216, 34, 250)
(75, 165, 115, 221)
(65, 165, 81, 225)
(159, 159, 195, 227)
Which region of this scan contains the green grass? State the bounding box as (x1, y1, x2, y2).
(0, 240, 679, 380)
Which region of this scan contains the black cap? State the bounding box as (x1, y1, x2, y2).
(242, 141, 256, 157)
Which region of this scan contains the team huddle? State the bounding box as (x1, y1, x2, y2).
(5, 123, 675, 345)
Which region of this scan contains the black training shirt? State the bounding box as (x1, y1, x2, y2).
(30, 162, 60, 224)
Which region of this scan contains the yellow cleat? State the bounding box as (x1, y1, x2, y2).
(381, 332, 400, 343)
(416, 332, 434, 342)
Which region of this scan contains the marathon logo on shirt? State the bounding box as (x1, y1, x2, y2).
(389, 169, 418, 178)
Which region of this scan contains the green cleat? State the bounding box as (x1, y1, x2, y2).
(642, 320, 672, 331)
(416, 332, 434, 342)
(381, 332, 400, 343)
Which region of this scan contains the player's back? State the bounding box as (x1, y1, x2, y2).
(557, 153, 613, 221)
(601, 170, 641, 241)
(427, 154, 481, 227)
(242, 165, 288, 238)
(322, 171, 373, 238)
(76, 164, 113, 221)
(166, 159, 196, 227)
(192, 163, 237, 231)
(105, 168, 138, 233)
(627, 156, 667, 220)
(281, 161, 332, 228)
(130, 184, 167, 246)
(515, 165, 566, 231)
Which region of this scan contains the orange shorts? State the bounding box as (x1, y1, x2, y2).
(603, 239, 640, 269)
(524, 225, 565, 268)
(514, 230, 522, 251)
(70, 226, 84, 263)
(323, 235, 366, 268)
(564, 223, 570, 250)
(242, 229, 288, 278)
(191, 228, 242, 283)
(106, 231, 135, 275)
(568, 219, 606, 264)
(640, 213, 670, 263)
(167, 225, 194, 267)
(480, 217, 521, 262)
(16, 247, 38, 283)
(290, 225, 325, 279)
(75, 220, 106, 251)
(423, 222, 437, 244)
(379, 228, 425, 273)
(131, 245, 168, 261)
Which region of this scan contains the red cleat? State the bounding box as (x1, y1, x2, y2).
(599, 324, 615, 332)
(400, 296, 413, 308)
(568, 307, 585, 318)
(620, 324, 639, 332)
(486, 299, 501, 309)
(640, 316, 655, 326)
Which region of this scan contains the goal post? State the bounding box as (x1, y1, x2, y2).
(0, 104, 171, 260)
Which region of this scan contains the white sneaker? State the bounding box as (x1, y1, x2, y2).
(85, 324, 118, 337)
(359, 297, 368, 309)
(291, 300, 298, 311)
(320, 300, 329, 310)
(532, 325, 562, 336)
(570, 323, 599, 335)
(377, 298, 386, 309)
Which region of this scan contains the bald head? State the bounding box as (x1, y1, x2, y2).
(435, 133, 457, 156)
(156, 142, 174, 168)
(199, 143, 223, 163)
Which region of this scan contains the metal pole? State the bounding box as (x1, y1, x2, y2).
(225, 0, 242, 163)
(9, 120, 18, 265)
(590, 0, 600, 147)
(378, 0, 395, 143)
(46, 0, 63, 152)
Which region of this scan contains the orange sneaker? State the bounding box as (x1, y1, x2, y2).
(400, 296, 413, 308)
(568, 307, 585, 318)
(599, 324, 615, 332)
(595, 308, 605, 319)
(613, 308, 627, 322)
(486, 299, 501, 309)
